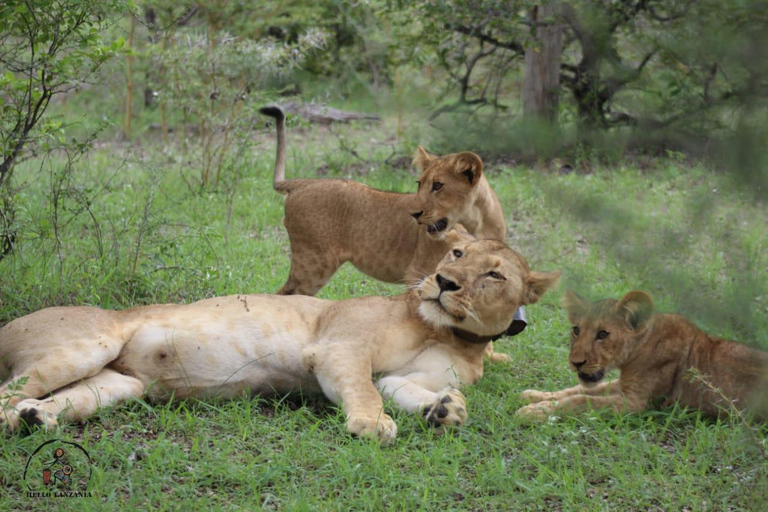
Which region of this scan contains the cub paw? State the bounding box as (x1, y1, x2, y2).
(424, 388, 467, 430)
(347, 413, 397, 445)
(515, 400, 558, 421)
(520, 389, 553, 404)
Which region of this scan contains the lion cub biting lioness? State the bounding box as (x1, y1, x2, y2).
(517, 290, 768, 421)
(0, 240, 559, 442)
(259, 106, 506, 296)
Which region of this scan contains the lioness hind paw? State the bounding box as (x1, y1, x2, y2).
(14, 401, 58, 432)
(424, 388, 467, 430)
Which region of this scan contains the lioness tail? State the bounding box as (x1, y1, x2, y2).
(259, 105, 290, 194)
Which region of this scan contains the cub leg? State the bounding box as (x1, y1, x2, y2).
(520, 379, 619, 404)
(277, 245, 343, 296)
(376, 374, 467, 430)
(516, 381, 646, 420)
(7, 368, 146, 432)
(309, 349, 397, 443)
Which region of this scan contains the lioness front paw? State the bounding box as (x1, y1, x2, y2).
(347, 413, 397, 445)
(515, 400, 558, 421)
(520, 389, 554, 404)
(424, 388, 467, 429)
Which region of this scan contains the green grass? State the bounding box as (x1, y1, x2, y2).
(1, 115, 767, 510)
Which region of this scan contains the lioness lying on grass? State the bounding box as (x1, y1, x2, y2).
(0, 240, 559, 442)
(517, 290, 768, 421)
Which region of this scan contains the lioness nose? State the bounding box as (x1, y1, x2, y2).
(410, 210, 424, 219)
(571, 360, 587, 369)
(436, 274, 460, 292)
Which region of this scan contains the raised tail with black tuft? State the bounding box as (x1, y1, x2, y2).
(259, 105, 289, 193)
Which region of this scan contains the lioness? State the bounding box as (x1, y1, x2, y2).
(0, 240, 559, 442)
(259, 106, 506, 295)
(517, 290, 768, 421)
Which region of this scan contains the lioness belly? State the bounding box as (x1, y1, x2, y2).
(111, 295, 327, 399)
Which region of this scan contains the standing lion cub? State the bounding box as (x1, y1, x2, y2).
(259, 106, 506, 296)
(517, 290, 768, 421)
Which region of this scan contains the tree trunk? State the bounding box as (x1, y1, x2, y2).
(522, 4, 563, 123)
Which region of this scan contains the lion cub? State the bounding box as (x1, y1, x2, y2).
(517, 290, 768, 421)
(259, 106, 506, 296)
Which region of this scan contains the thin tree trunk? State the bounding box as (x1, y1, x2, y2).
(124, 15, 136, 138)
(522, 4, 563, 123)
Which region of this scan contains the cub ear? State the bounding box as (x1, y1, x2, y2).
(525, 270, 561, 305)
(454, 152, 483, 186)
(562, 289, 589, 324)
(617, 290, 654, 331)
(444, 224, 475, 247)
(413, 145, 436, 171)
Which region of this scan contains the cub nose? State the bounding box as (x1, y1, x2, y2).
(436, 274, 461, 292)
(410, 210, 424, 220)
(571, 360, 587, 370)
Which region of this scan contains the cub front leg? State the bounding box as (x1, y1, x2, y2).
(520, 379, 619, 404)
(516, 381, 644, 421)
(307, 346, 397, 444)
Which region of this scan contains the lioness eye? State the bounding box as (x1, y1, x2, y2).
(452, 249, 462, 258)
(431, 182, 443, 192)
(596, 330, 609, 340)
(572, 326, 580, 336)
(487, 271, 503, 279)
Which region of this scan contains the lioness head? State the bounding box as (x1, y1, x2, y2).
(410, 146, 486, 238)
(418, 239, 560, 338)
(564, 290, 655, 386)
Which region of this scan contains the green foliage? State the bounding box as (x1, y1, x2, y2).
(0, 0, 128, 264)
(0, 122, 767, 508)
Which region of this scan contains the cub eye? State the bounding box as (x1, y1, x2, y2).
(596, 330, 609, 340)
(431, 182, 443, 192)
(572, 326, 580, 336)
(452, 249, 463, 258)
(487, 271, 503, 280)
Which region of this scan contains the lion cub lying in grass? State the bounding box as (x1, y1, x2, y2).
(517, 290, 768, 421)
(259, 106, 506, 295)
(0, 240, 559, 442)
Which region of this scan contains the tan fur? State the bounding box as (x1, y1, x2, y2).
(517, 290, 768, 421)
(260, 107, 506, 296)
(0, 240, 559, 442)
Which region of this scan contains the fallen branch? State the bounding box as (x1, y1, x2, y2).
(281, 102, 380, 124)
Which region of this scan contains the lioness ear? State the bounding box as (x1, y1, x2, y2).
(413, 145, 436, 171)
(617, 290, 654, 331)
(563, 289, 589, 324)
(454, 152, 483, 186)
(525, 270, 561, 305)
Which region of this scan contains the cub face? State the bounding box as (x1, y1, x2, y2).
(410, 146, 485, 239)
(564, 290, 655, 386)
(418, 239, 560, 337)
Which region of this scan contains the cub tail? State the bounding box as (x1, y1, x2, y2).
(259, 105, 290, 194)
